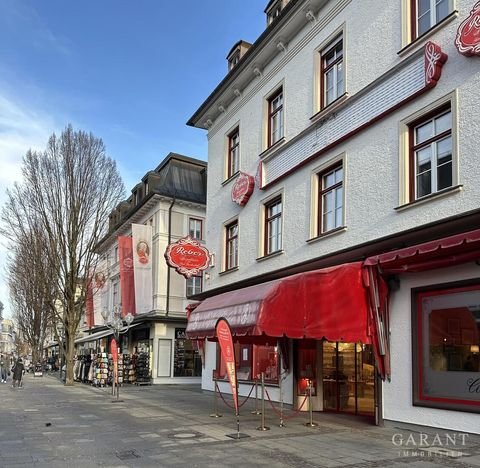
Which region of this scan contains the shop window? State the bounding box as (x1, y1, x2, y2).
(321, 35, 344, 109)
(318, 162, 343, 234)
(173, 328, 202, 377)
(215, 342, 279, 383)
(409, 105, 452, 201)
(413, 282, 480, 413)
(188, 218, 203, 240)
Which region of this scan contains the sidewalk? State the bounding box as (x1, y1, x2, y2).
(0, 373, 479, 467)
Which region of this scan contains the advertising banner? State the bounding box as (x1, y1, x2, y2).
(132, 224, 153, 314)
(216, 318, 239, 415)
(111, 338, 118, 385)
(119, 236, 136, 318)
(164, 236, 211, 279)
(93, 259, 108, 326)
(85, 271, 94, 328)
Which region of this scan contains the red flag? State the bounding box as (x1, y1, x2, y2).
(111, 338, 119, 386)
(118, 236, 136, 317)
(216, 318, 238, 415)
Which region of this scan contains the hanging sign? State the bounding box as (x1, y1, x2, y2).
(216, 318, 239, 415)
(164, 236, 211, 279)
(455, 1, 480, 56)
(231, 172, 255, 206)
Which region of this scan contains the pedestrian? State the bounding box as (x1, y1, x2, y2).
(0, 359, 7, 383)
(11, 358, 25, 389)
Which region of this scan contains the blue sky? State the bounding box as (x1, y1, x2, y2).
(0, 0, 266, 317)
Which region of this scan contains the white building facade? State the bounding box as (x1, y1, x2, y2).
(187, 0, 480, 433)
(83, 153, 207, 385)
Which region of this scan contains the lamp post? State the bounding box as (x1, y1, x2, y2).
(101, 306, 134, 402)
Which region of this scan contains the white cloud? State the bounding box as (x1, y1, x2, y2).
(0, 90, 58, 318)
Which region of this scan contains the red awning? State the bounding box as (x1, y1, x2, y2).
(186, 262, 371, 343)
(363, 228, 480, 274)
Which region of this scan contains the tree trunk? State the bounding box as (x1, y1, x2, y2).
(64, 330, 76, 386)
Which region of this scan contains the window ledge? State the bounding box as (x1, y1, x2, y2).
(307, 226, 347, 244)
(395, 185, 463, 212)
(259, 137, 286, 160)
(222, 172, 240, 187)
(397, 11, 458, 57)
(219, 266, 239, 276)
(310, 93, 349, 124)
(256, 249, 285, 262)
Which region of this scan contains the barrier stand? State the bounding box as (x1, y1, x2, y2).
(304, 379, 318, 427)
(256, 372, 270, 431)
(251, 377, 261, 415)
(278, 376, 285, 428)
(210, 382, 222, 418)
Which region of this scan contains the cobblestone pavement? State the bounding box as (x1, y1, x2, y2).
(0, 373, 479, 467)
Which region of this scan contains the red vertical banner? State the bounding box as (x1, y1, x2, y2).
(85, 272, 94, 328)
(216, 318, 239, 415)
(110, 338, 118, 385)
(118, 236, 136, 318)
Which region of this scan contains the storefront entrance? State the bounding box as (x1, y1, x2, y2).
(323, 342, 375, 416)
(295, 340, 375, 417)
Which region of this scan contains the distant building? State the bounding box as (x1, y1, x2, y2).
(0, 319, 16, 358)
(78, 153, 207, 385)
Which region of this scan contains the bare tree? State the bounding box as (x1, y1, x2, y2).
(7, 225, 52, 364)
(2, 125, 124, 385)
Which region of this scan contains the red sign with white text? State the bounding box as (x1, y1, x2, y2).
(231, 172, 255, 206)
(455, 1, 480, 56)
(216, 318, 239, 415)
(110, 338, 118, 363)
(164, 236, 211, 279)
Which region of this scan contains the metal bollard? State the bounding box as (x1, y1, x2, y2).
(210, 382, 222, 418)
(279, 377, 285, 428)
(305, 380, 317, 427)
(251, 378, 261, 415)
(256, 372, 270, 431)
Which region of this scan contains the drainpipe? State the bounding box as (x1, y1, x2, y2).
(166, 197, 176, 317)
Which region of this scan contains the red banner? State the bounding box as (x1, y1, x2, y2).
(216, 318, 238, 415)
(118, 236, 136, 317)
(110, 338, 118, 386)
(85, 272, 94, 328)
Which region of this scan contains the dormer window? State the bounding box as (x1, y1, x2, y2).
(229, 50, 240, 71)
(265, 0, 288, 25)
(226, 40, 252, 72)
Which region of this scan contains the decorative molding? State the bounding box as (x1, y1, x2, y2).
(205, 119, 213, 129)
(253, 65, 263, 77)
(424, 41, 448, 88)
(206, 0, 352, 139)
(218, 105, 226, 114)
(262, 42, 447, 188)
(276, 40, 288, 53)
(305, 9, 316, 23)
(233, 88, 242, 98)
(455, 1, 480, 56)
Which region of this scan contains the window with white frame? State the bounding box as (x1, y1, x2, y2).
(268, 88, 284, 147)
(227, 128, 240, 179)
(318, 163, 343, 234)
(321, 35, 344, 108)
(186, 275, 202, 297)
(264, 197, 282, 255)
(189, 218, 203, 240)
(410, 105, 452, 200)
(411, 0, 453, 39)
(225, 220, 239, 270)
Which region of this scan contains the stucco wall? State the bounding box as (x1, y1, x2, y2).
(203, 0, 479, 292)
(383, 262, 480, 434)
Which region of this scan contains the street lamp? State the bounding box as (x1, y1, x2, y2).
(101, 305, 134, 402)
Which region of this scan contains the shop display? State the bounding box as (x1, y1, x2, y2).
(123, 354, 136, 384)
(93, 352, 109, 387)
(134, 352, 151, 385)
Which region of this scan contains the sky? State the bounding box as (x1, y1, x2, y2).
(0, 0, 266, 318)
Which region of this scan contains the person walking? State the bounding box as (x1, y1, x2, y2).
(11, 358, 25, 388)
(0, 359, 7, 383)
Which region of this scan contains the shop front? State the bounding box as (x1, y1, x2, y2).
(187, 262, 388, 422)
